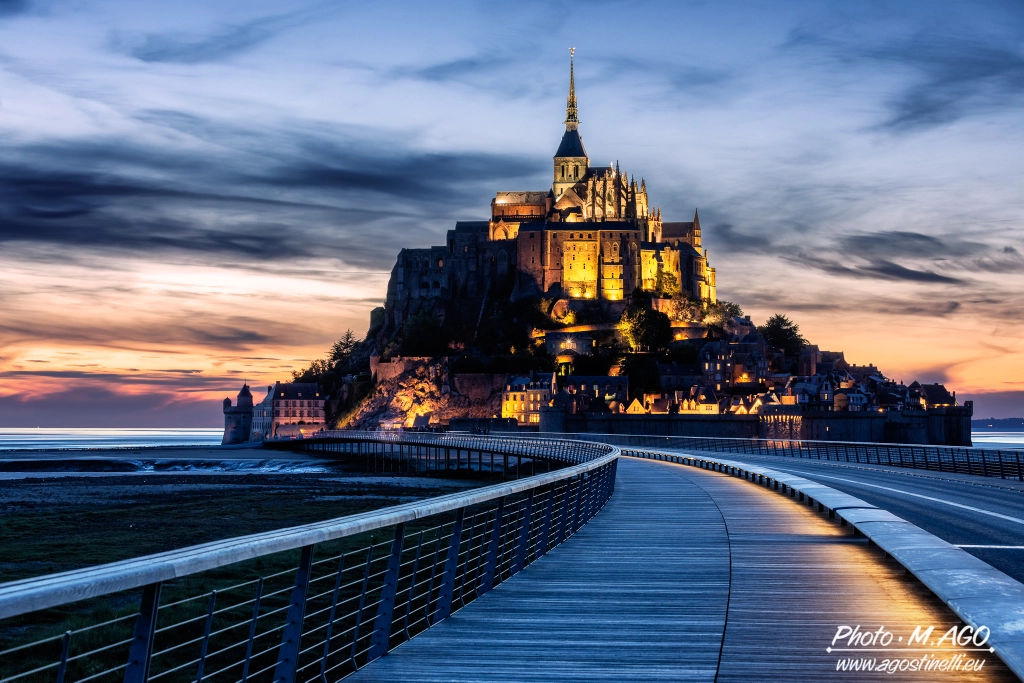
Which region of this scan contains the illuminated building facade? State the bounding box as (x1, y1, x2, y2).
(382, 53, 717, 336)
(502, 373, 557, 424)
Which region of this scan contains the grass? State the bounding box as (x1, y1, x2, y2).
(0, 470, 528, 681)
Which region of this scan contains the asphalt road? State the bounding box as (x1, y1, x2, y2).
(671, 450, 1024, 584)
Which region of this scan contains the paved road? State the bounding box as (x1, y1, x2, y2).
(351, 458, 1013, 682)
(672, 450, 1024, 584)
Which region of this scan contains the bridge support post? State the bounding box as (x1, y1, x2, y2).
(511, 491, 534, 576)
(123, 581, 161, 683)
(434, 508, 465, 623)
(273, 544, 314, 683)
(369, 522, 406, 662)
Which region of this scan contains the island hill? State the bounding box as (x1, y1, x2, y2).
(222, 55, 973, 448)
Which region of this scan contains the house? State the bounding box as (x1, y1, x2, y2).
(501, 372, 557, 425)
(625, 398, 647, 414)
(676, 385, 720, 414)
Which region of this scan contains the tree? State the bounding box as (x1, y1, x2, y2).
(618, 307, 672, 351)
(669, 295, 703, 323)
(758, 314, 808, 358)
(702, 300, 744, 326)
(655, 269, 680, 297)
(329, 329, 357, 370)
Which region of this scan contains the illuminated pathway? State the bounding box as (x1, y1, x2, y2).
(349, 458, 1016, 682)
(675, 452, 1024, 584)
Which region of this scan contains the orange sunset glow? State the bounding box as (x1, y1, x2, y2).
(1, 2, 1023, 425)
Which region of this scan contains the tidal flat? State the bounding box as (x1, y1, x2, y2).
(0, 468, 479, 583)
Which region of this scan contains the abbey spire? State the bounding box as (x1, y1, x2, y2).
(553, 48, 589, 197)
(565, 47, 579, 131)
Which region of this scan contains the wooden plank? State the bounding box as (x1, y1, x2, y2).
(348, 458, 730, 682)
(350, 458, 1016, 682)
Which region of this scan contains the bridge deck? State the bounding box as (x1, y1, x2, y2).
(349, 458, 1014, 682)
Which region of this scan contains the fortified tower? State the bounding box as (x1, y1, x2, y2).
(221, 384, 254, 445)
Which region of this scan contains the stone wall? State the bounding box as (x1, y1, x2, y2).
(559, 413, 759, 438)
(540, 406, 972, 446)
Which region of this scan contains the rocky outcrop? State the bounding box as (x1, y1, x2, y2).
(343, 358, 505, 430)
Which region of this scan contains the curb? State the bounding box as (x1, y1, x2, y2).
(624, 448, 1024, 680)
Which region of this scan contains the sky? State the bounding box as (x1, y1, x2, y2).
(1, 0, 1023, 426)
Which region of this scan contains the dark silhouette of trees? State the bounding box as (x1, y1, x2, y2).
(619, 307, 672, 351)
(758, 314, 808, 358)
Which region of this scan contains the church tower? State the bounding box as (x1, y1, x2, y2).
(553, 49, 589, 199)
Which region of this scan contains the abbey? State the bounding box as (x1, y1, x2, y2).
(383, 54, 716, 335)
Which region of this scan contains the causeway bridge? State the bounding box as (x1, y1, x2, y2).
(1, 433, 1022, 682)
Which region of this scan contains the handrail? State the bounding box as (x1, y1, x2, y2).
(280, 430, 612, 465)
(0, 434, 620, 683)
(621, 447, 1024, 680)
(504, 431, 1023, 480)
(0, 438, 617, 620)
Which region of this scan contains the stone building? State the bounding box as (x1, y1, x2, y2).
(501, 373, 557, 425)
(249, 382, 325, 440)
(379, 54, 717, 340)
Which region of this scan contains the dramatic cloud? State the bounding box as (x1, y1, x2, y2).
(1, 0, 1023, 424)
(787, 254, 965, 285)
(784, 16, 1024, 132)
(0, 127, 539, 267)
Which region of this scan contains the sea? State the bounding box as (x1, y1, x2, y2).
(0, 428, 223, 451)
(0, 427, 1022, 452)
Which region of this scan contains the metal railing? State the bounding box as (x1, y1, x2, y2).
(510, 431, 1024, 481)
(0, 435, 618, 683)
(269, 431, 610, 478)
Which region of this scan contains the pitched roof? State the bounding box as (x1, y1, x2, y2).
(495, 191, 549, 204)
(555, 129, 587, 158)
(661, 222, 695, 239)
(274, 382, 322, 400)
(919, 383, 954, 405)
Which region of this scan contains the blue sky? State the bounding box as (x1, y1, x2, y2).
(1, 0, 1023, 424)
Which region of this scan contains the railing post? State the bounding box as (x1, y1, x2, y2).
(536, 486, 555, 558)
(556, 478, 574, 544)
(194, 590, 217, 683)
(511, 491, 535, 576)
(571, 473, 588, 534)
(369, 523, 406, 661)
(434, 507, 465, 623)
(56, 631, 71, 683)
(318, 554, 347, 679)
(274, 545, 315, 683)
(123, 581, 161, 683)
(241, 578, 264, 683)
(479, 498, 505, 595)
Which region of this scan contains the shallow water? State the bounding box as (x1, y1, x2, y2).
(1, 427, 1021, 451)
(0, 428, 222, 450)
(969, 429, 1024, 450)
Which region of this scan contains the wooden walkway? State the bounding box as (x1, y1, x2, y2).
(349, 458, 1016, 682)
